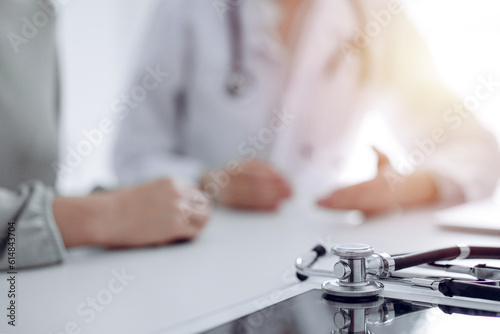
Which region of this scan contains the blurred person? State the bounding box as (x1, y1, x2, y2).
(114, 0, 500, 215)
(0, 1, 210, 270)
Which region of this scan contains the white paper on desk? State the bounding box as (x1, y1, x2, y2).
(434, 199, 500, 234)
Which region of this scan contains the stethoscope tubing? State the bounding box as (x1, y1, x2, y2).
(392, 246, 500, 271)
(439, 278, 500, 301)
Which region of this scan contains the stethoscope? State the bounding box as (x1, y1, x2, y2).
(296, 243, 500, 302)
(225, 0, 250, 98)
(224, 0, 369, 98)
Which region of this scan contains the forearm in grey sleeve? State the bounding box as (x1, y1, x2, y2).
(0, 182, 66, 270)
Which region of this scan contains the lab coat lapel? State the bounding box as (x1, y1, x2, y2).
(271, 0, 359, 175)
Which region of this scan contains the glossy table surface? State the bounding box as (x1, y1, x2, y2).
(3, 197, 500, 334)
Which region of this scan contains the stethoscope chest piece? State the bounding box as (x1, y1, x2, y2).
(225, 70, 250, 98)
(322, 243, 384, 299)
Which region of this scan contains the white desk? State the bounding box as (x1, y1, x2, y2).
(3, 198, 499, 334)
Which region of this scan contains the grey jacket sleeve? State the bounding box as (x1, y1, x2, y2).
(0, 1, 66, 269)
(0, 182, 66, 270)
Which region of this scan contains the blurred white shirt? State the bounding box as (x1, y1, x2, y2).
(113, 0, 500, 203)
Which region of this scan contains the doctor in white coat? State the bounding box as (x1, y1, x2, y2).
(114, 0, 500, 214)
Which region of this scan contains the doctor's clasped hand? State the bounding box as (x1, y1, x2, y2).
(201, 159, 292, 211)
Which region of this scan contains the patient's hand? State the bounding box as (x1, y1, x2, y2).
(201, 159, 292, 211)
(54, 179, 211, 247)
(317, 148, 439, 216)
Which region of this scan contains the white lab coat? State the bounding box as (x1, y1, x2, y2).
(114, 0, 500, 203)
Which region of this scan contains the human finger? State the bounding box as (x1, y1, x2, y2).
(317, 179, 391, 213)
(371, 146, 391, 171)
(238, 166, 293, 198)
(222, 176, 291, 208)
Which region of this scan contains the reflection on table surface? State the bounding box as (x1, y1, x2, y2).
(203, 289, 500, 334)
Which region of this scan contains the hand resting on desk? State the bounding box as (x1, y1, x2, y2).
(201, 159, 292, 211)
(317, 148, 439, 216)
(53, 179, 211, 247)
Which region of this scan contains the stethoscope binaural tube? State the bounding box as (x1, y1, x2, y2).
(225, 0, 249, 97)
